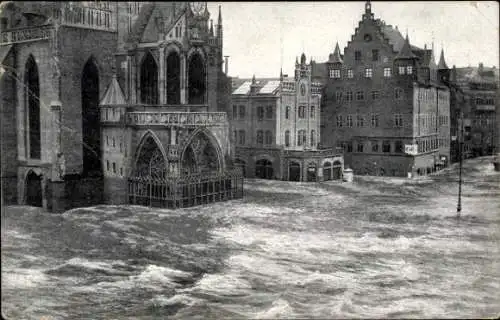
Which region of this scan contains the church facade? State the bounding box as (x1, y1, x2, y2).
(0, 2, 242, 211)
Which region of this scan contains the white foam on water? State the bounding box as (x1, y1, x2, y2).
(2, 268, 48, 289)
(150, 293, 202, 308)
(245, 180, 332, 196)
(253, 298, 295, 319)
(182, 273, 252, 298)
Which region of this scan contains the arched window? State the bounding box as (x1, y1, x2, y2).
(188, 52, 206, 104)
(81, 58, 101, 176)
(166, 51, 180, 104)
(310, 130, 315, 147)
(297, 130, 306, 146)
(265, 130, 273, 145)
(285, 106, 290, 119)
(310, 106, 315, 118)
(238, 130, 245, 145)
(140, 52, 158, 104)
(255, 159, 273, 179)
(25, 55, 40, 159)
(256, 130, 263, 145)
(285, 130, 290, 147)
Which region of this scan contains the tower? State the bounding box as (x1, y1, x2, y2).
(437, 48, 450, 83)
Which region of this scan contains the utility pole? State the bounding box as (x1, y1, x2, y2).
(457, 107, 463, 215)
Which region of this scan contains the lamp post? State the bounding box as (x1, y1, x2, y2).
(457, 106, 464, 215)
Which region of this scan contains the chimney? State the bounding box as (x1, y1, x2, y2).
(224, 56, 229, 75)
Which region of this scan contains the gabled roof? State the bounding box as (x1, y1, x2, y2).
(380, 24, 421, 53)
(100, 75, 127, 106)
(124, 3, 157, 48)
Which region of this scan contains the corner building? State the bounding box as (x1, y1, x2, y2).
(230, 54, 344, 182)
(319, 2, 451, 177)
(0, 2, 242, 211)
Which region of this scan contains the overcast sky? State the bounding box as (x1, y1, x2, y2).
(206, 1, 499, 79)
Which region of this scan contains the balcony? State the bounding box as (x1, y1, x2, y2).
(0, 25, 53, 45)
(126, 112, 228, 127)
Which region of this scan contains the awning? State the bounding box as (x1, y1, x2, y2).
(0, 44, 13, 64)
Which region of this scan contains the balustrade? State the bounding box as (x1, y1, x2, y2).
(127, 112, 227, 127)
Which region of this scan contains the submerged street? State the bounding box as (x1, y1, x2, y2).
(2, 157, 499, 319)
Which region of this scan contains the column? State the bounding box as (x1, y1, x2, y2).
(158, 46, 166, 104)
(180, 54, 187, 104)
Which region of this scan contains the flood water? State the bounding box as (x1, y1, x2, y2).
(2, 157, 500, 319)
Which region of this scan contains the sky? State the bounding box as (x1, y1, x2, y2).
(206, 1, 499, 79)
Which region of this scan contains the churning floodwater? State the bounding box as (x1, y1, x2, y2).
(2, 157, 500, 319)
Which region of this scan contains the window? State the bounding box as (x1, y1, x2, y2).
(256, 130, 263, 145)
(239, 105, 246, 119)
(347, 141, 353, 152)
(395, 88, 403, 100)
(347, 69, 354, 78)
(346, 90, 353, 102)
(371, 141, 379, 152)
(371, 90, 379, 100)
(365, 68, 373, 78)
(257, 106, 264, 120)
(382, 140, 391, 153)
(266, 105, 273, 119)
(265, 130, 273, 145)
(310, 106, 315, 118)
(310, 130, 316, 146)
(371, 114, 379, 127)
(384, 67, 391, 77)
(239, 130, 245, 145)
(335, 92, 343, 102)
(336, 115, 343, 127)
(399, 66, 406, 75)
(330, 69, 341, 79)
(297, 130, 306, 146)
(395, 140, 403, 153)
(356, 91, 364, 101)
(119, 141, 123, 152)
(357, 142, 364, 152)
(394, 114, 403, 127)
(120, 167, 123, 176)
(112, 162, 116, 174)
(372, 49, 379, 61)
(355, 51, 362, 61)
(106, 160, 110, 171)
(233, 130, 237, 142)
(112, 137, 115, 148)
(232, 105, 237, 119)
(285, 130, 290, 147)
(285, 106, 290, 119)
(347, 115, 353, 127)
(298, 106, 306, 118)
(406, 66, 413, 74)
(356, 115, 364, 127)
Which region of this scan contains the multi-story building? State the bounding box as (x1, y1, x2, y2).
(318, 1, 451, 177)
(0, 1, 242, 211)
(452, 63, 499, 158)
(230, 54, 344, 182)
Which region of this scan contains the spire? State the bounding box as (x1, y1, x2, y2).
(300, 52, 306, 65)
(438, 48, 448, 70)
(251, 74, 256, 85)
(280, 68, 283, 81)
(328, 42, 343, 64)
(295, 56, 299, 65)
(218, 5, 222, 26)
(209, 19, 214, 36)
(365, 0, 372, 13)
(395, 34, 417, 60)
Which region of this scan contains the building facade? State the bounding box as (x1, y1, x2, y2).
(319, 2, 451, 177)
(0, 1, 242, 211)
(452, 64, 499, 158)
(231, 54, 344, 182)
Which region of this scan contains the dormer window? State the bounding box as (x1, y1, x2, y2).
(331, 69, 341, 79)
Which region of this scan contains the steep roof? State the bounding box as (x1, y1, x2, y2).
(100, 75, 127, 106)
(327, 42, 343, 64)
(437, 49, 448, 70)
(380, 24, 421, 53)
(124, 3, 157, 48)
(232, 78, 281, 95)
(394, 34, 417, 60)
